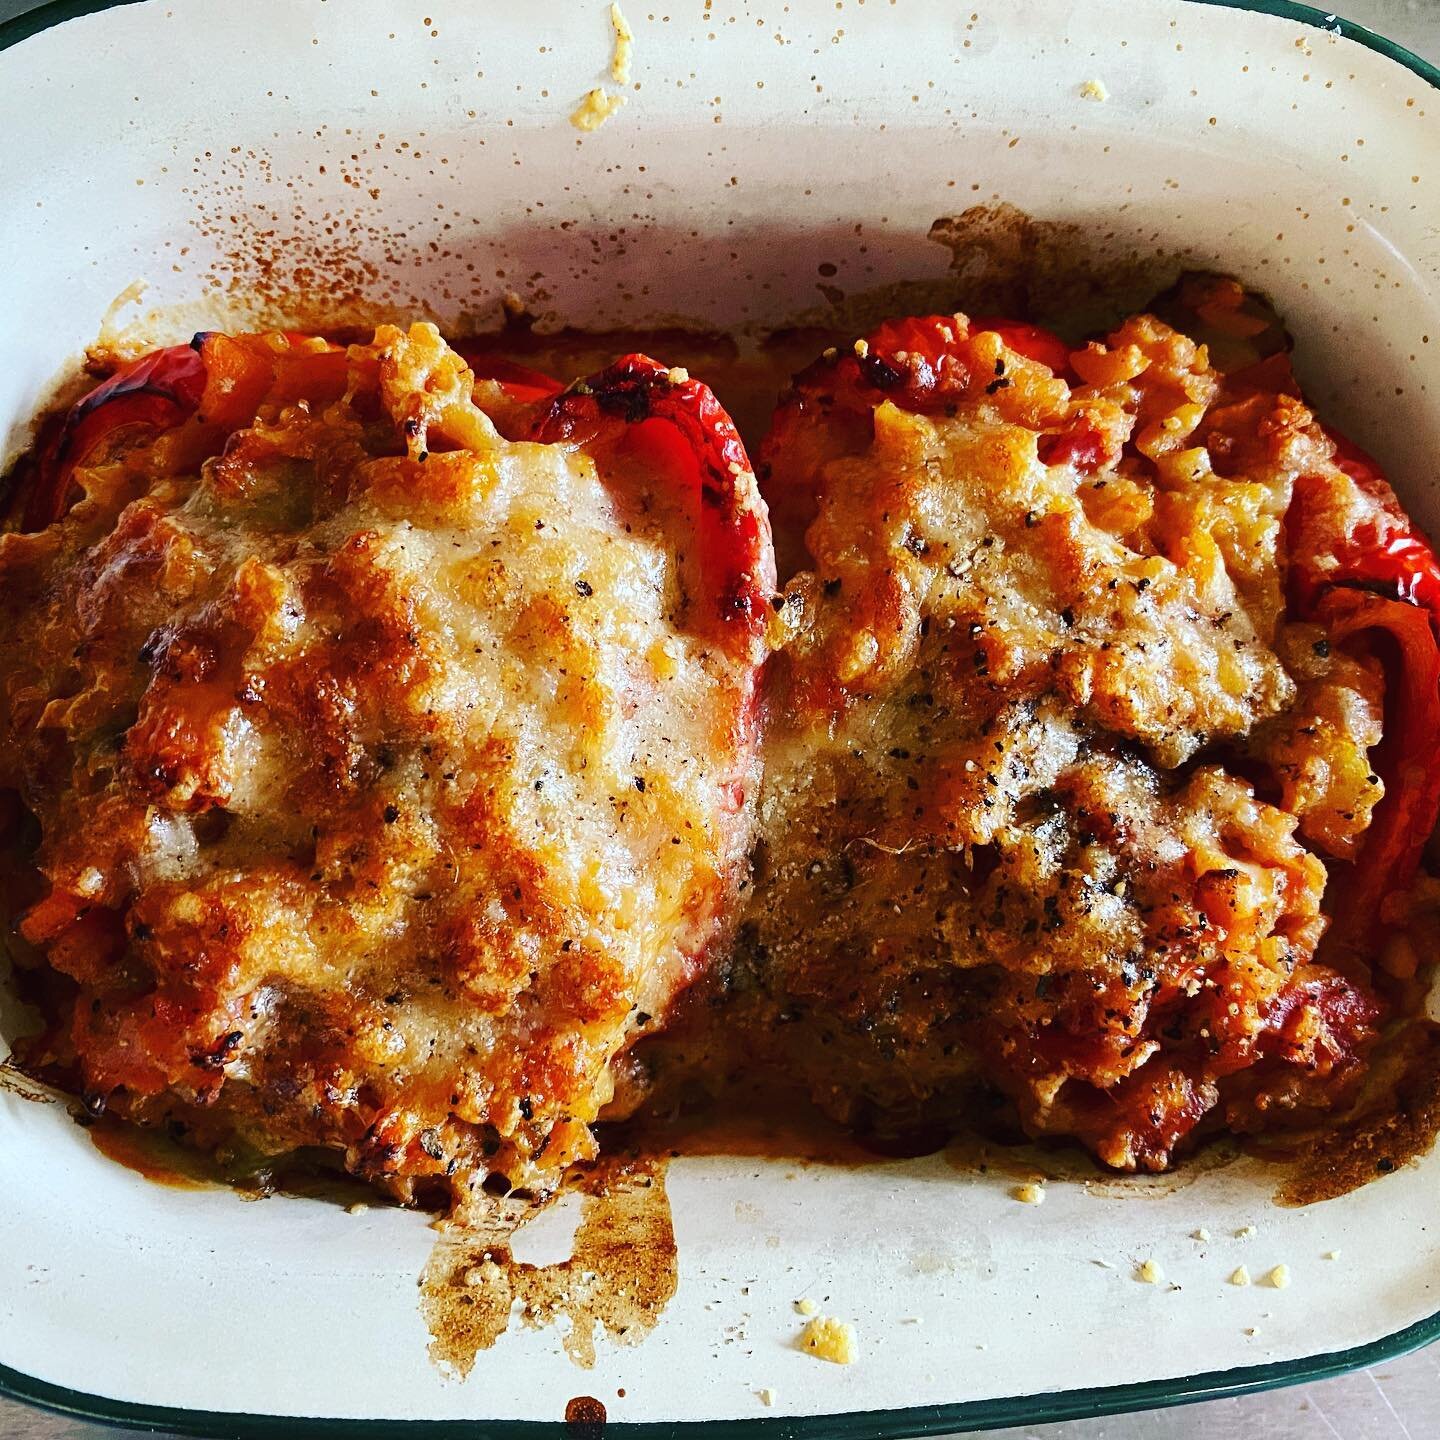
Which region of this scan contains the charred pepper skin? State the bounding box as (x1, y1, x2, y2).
(25, 340, 207, 530)
(800, 312, 1075, 413)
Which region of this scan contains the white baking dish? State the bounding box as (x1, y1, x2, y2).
(3, 0, 1439, 1432)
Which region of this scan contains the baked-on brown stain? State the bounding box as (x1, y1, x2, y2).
(611, 1063, 1245, 1194)
(923, 202, 1185, 340)
(1276, 1023, 1440, 1206)
(602, 1073, 882, 1168)
(0, 1061, 58, 1105)
(420, 1155, 676, 1377)
(941, 1131, 1241, 1198)
(750, 202, 1186, 346)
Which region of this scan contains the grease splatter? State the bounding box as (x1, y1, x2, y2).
(924, 202, 1184, 338)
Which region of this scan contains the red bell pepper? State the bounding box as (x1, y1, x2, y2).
(1308, 584, 1440, 941)
(529, 354, 775, 664)
(1035, 423, 1108, 472)
(25, 340, 208, 531)
(802, 312, 1073, 413)
(1263, 358, 1440, 936)
(1290, 429, 1440, 621)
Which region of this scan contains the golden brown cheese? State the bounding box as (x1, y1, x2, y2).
(0, 324, 762, 1201)
(737, 311, 1391, 1168)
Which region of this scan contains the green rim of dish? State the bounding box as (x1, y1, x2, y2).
(1, 0, 1437, 1433)
(3, 1314, 1439, 1438)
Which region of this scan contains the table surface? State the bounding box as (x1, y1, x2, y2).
(2, 0, 1437, 1435)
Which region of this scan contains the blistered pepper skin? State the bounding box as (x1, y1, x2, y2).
(25, 341, 208, 531)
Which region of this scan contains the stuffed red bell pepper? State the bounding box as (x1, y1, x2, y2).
(2, 323, 776, 1203)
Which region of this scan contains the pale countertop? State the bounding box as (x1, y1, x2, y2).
(2, 1, 1437, 1437)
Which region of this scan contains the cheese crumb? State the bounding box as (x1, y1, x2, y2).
(794, 1297, 818, 1316)
(1079, 78, 1110, 102)
(1230, 1265, 1250, 1287)
(1191, 1228, 1210, 1242)
(610, 2, 634, 85)
(1245, 1326, 1260, 1337)
(1324, 1250, 1341, 1261)
(666, 366, 690, 385)
(757, 1388, 777, 1407)
(1012, 1182, 1045, 1205)
(570, 87, 627, 132)
(799, 1316, 858, 1365)
(464, 1259, 505, 1287)
(853, 338, 870, 359)
(1137, 1259, 1164, 1284)
(1235, 1226, 1256, 1239)
(1267, 1264, 1291, 1290)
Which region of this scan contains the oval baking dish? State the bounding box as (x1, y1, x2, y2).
(2, 0, 1439, 1434)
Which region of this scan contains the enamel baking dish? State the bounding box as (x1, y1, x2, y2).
(3, 0, 1440, 1433)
